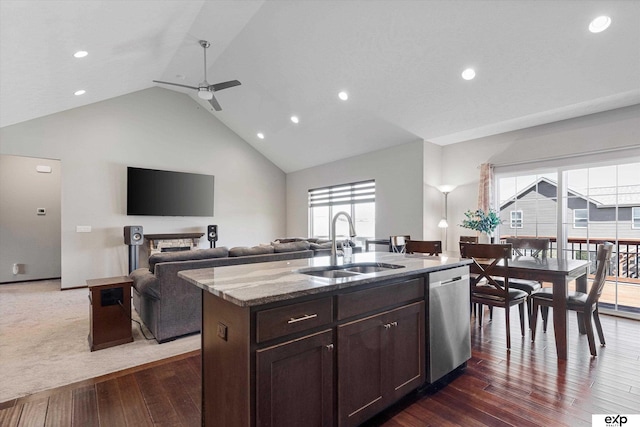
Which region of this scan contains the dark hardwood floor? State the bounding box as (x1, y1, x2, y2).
(1, 310, 639, 426)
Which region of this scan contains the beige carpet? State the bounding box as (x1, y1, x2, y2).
(0, 279, 199, 402)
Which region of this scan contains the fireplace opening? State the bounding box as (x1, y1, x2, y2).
(161, 247, 191, 253)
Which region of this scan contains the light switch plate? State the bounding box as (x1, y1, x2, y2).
(76, 225, 92, 233)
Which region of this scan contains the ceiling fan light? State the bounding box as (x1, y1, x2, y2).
(198, 89, 213, 100)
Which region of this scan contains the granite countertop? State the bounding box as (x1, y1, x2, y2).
(178, 252, 471, 307)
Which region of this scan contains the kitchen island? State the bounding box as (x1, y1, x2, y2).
(180, 251, 472, 427)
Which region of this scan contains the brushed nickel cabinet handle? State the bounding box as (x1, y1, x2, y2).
(391, 321, 398, 327)
(326, 344, 334, 350)
(287, 313, 318, 324)
(383, 323, 392, 329)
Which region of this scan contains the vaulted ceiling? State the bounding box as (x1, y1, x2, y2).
(1, 1, 639, 172)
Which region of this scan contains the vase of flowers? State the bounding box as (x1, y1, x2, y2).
(459, 209, 502, 243)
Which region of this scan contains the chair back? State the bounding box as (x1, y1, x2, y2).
(587, 243, 614, 306)
(390, 235, 409, 253)
(460, 243, 513, 299)
(504, 237, 549, 258)
(459, 236, 478, 243)
(405, 240, 442, 255)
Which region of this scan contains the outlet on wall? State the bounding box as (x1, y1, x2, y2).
(12, 263, 19, 275)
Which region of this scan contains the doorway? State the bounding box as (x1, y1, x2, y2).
(0, 155, 61, 283)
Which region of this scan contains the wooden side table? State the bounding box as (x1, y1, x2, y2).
(87, 276, 133, 351)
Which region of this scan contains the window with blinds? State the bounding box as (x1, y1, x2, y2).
(308, 180, 375, 242)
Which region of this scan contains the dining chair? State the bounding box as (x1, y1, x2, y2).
(459, 236, 478, 243)
(405, 239, 442, 255)
(496, 237, 550, 327)
(460, 242, 527, 349)
(504, 237, 550, 258)
(390, 235, 409, 253)
(530, 243, 614, 356)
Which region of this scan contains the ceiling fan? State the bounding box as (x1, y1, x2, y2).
(153, 40, 241, 111)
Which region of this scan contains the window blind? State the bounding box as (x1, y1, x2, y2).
(309, 180, 375, 208)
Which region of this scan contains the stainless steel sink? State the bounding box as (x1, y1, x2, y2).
(298, 262, 404, 278)
(301, 269, 361, 278)
(342, 265, 393, 273)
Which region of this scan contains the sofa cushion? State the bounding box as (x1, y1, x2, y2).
(129, 268, 160, 299)
(148, 247, 229, 272)
(273, 237, 307, 243)
(310, 242, 333, 250)
(272, 241, 311, 252)
(229, 245, 275, 257)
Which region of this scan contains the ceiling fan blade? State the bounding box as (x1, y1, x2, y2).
(208, 93, 222, 111)
(153, 80, 199, 90)
(210, 80, 241, 92)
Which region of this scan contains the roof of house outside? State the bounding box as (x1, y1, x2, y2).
(500, 177, 640, 209)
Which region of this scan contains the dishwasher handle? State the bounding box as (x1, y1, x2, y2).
(430, 274, 469, 288)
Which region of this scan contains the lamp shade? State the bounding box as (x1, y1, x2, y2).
(438, 218, 449, 228)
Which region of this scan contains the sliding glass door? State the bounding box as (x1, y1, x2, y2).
(564, 163, 640, 314)
(497, 161, 640, 315)
(497, 171, 559, 255)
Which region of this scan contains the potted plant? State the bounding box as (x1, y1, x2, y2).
(459, 209, 502, 243)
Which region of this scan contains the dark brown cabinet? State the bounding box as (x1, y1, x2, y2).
(87, 276, 133, 351)
(200, 276, 429, 427)
(256, 329, 334, 427)
(337, 301, 425, 427)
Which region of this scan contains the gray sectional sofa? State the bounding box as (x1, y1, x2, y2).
(130, 241, 314, 343)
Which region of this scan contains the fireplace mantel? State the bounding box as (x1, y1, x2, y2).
(145, 233, 204, 242)
(142, 233, 205, 261)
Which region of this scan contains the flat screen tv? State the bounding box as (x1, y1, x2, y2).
(127, 167, 214, 216)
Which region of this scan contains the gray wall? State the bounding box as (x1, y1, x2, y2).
(0, 155, 61, 283)
(0, 88, 286, 288)
(441, 104, 640, 248)
(286, 140, 426, 242)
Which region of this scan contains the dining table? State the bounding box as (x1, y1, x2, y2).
(487, 256, 591, 360)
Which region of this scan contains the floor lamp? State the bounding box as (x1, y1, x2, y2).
(437, 186, 456, 252)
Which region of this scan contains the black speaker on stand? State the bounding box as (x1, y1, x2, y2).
(207, 225, 218, 248)
(124, 225, 143, 274)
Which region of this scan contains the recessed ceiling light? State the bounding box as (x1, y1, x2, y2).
(257, 132, 265, 139)
(589, 15, 611, 33)
(338, 91, 349, 101)
(290, 116, 299, 124)
(73, 51, 88, 58)
(74, 90, 86, 96)
(461, 68, 476, 80)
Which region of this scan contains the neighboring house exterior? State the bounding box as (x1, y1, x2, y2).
(499, 177, 640, 241)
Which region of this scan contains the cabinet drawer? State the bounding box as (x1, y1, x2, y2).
(256, 297, 333, 343)
(337, 278, 424, 320)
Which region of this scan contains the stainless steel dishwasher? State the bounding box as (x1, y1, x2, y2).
(427, 265, 471, 383)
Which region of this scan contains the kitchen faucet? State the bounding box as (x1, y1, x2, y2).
(330, 211, 356, 265)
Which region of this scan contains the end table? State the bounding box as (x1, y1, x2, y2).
(87, 276, 133, 351)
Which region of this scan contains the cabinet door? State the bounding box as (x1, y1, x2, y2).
(256, 329, 334, 427)
(337, 312, 387, 427)
(337, 302, 425, 427)
(387, 301, 425, 400)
